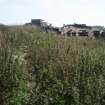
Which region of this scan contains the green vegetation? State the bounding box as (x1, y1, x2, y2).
(1, 25, 105, 105)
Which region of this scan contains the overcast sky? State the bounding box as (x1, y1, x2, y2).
(0, 0, 105, 26)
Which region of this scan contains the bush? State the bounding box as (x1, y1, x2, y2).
(0, 32, 29, 105)
(26, 34, 105, 105)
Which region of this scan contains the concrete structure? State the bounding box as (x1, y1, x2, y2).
(25, 19, 105, 38)
(24, 19, 61, 34)
(25, 19, 49, 27)
(61, 23, 105, 37)
(31, 19, 43, 26)
(62, 24, 91, 36)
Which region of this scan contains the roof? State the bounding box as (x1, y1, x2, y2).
(64, 23, 92, 29)
(31, 19, 44, 21)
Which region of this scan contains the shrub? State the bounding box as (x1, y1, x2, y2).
(0, 32, 29, 105)
(26, 33, 105, 105)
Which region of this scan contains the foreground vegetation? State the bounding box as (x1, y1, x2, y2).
(1, 25, 105, 105)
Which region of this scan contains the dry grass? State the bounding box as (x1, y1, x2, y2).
(0, 25, 105, 105)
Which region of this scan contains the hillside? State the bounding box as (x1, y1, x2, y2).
(1, 26, 105, 105)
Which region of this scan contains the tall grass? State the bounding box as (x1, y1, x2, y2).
(0, 27, 29, 105)
(26, 31, 105, 105)
(1, 26, 105, 105)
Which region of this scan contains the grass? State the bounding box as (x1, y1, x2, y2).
(0, 25, 105, 105)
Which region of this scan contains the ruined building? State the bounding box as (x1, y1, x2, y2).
(25, 19, 105, 37)
(25, 19, 49, 27)
(61, 23, 105, 37)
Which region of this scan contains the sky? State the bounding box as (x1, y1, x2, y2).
(0, 0, 105, 26)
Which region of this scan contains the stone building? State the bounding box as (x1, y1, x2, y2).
(31, 19, 43, 26)
(61, 23, 105, 37)
(25, 19, 49, 27)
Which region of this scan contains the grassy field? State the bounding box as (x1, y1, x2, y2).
(1, 25, 105, 105)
